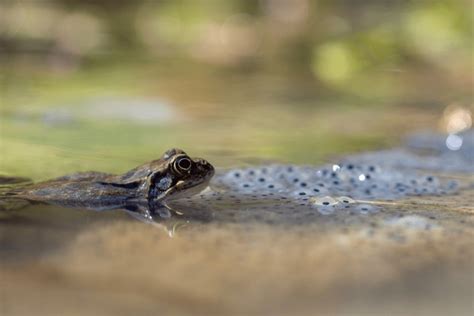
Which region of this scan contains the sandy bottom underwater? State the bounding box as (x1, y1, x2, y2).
(1, 191, 473, 316)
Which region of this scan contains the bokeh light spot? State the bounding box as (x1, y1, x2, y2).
(312, 42, 356, 84)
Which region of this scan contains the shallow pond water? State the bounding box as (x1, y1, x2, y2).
(1, 58, 473, 315)
(1, 125, 473, 315)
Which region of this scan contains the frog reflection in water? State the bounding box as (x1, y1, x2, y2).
(7, 149, 214, 219)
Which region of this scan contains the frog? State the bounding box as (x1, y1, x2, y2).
(4, 148, 214, 219)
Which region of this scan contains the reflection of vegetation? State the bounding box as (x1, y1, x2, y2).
(1, 0, 472, 179)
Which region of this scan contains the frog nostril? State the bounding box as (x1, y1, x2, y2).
(202, 160, 215, 172)
(207, 164, 215, 173)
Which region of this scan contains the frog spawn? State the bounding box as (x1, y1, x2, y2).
(177, 131, 473, 218)
(202, 161, 460, 215)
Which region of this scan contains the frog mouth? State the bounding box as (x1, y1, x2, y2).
(164, 178, 212, 201)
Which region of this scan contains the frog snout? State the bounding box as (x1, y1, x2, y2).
(195, 158, 215, 178)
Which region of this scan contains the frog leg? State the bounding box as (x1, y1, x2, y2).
(149, 201, 179, 218)
(124, 203, 169, 226)
(154, 204, 172, 218)
(125, 206, 154, 222)
(124, 203, 182, 236)
(150, 200, 187, 218)
(125, 201, 173, 220)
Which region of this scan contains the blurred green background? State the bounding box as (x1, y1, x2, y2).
(1, 0, 473, 179)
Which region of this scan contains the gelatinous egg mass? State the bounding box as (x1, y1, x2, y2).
(180, 130, 472, 217)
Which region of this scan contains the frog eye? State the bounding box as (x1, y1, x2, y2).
(163, 148, 186, 160)
(172, 155, 192, 174)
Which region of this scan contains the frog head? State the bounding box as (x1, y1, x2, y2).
(149, 148, 215, 201)
(106, 148, 214, 203)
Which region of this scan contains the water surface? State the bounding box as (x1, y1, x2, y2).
(1, 59, 474, 315)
